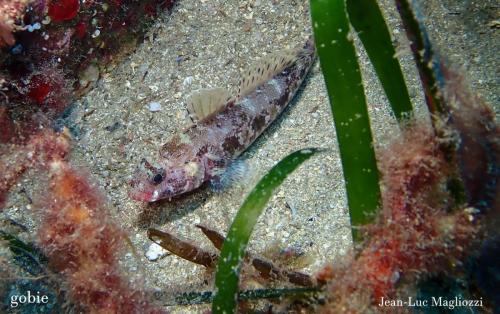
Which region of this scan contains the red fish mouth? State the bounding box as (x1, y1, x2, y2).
(129, 177, 157, 202)
(128, 188, 155, 202)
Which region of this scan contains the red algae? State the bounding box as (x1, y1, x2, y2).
(0, 128, 70, 208)
(377, 124, 448, 219)
(0, 107, 16, 144)
(37, 161, 165, 314)
(15, 64, 73, 117)
(0, 126, 164, 312)
(27, 80, 51, 104)
(317, 123, 480, 313)
(48, 0, 79, 22)
(74, 21, 87, 39)
(316, 63, 498, 312)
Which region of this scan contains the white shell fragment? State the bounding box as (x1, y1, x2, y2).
(145, 242, 169, 261)
(183, 76, 193, 87)
(148, 102, 162, 112)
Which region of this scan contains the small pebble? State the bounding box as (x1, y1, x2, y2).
(183, 76, 193, 86)
(145, 243, 169, 261)
(27, 22, 41, 32)
(148, 102, 162, 112)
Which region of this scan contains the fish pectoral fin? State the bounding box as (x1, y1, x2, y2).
(208, 175, 224, 193)
(208, 159, 248, 192)
(186, 88, 232, 121)
(236, 47, 300, 100)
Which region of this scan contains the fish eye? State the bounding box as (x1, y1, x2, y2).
(152, 173, 164, 185)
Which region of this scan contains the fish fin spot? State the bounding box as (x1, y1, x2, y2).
(186, 88, 232, 121)
(236, 47, 300, 100)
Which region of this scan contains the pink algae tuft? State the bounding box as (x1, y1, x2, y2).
(0, 127, 164, 312)
(37, 160, 166, 314)
(317, 123, 480, 313)
(0, 128, 71, 208)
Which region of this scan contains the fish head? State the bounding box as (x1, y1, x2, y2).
(129, 157, 205, 202)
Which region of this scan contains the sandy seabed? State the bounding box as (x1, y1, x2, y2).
(2, 0, 498, 312)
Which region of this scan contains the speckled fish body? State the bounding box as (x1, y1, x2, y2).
(130, 38, 316, 202)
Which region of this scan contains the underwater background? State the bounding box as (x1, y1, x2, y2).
(1, 0, 498, 313)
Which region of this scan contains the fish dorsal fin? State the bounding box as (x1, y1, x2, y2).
(237, 48, 299, 99)
(186, 88, 232, 121)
